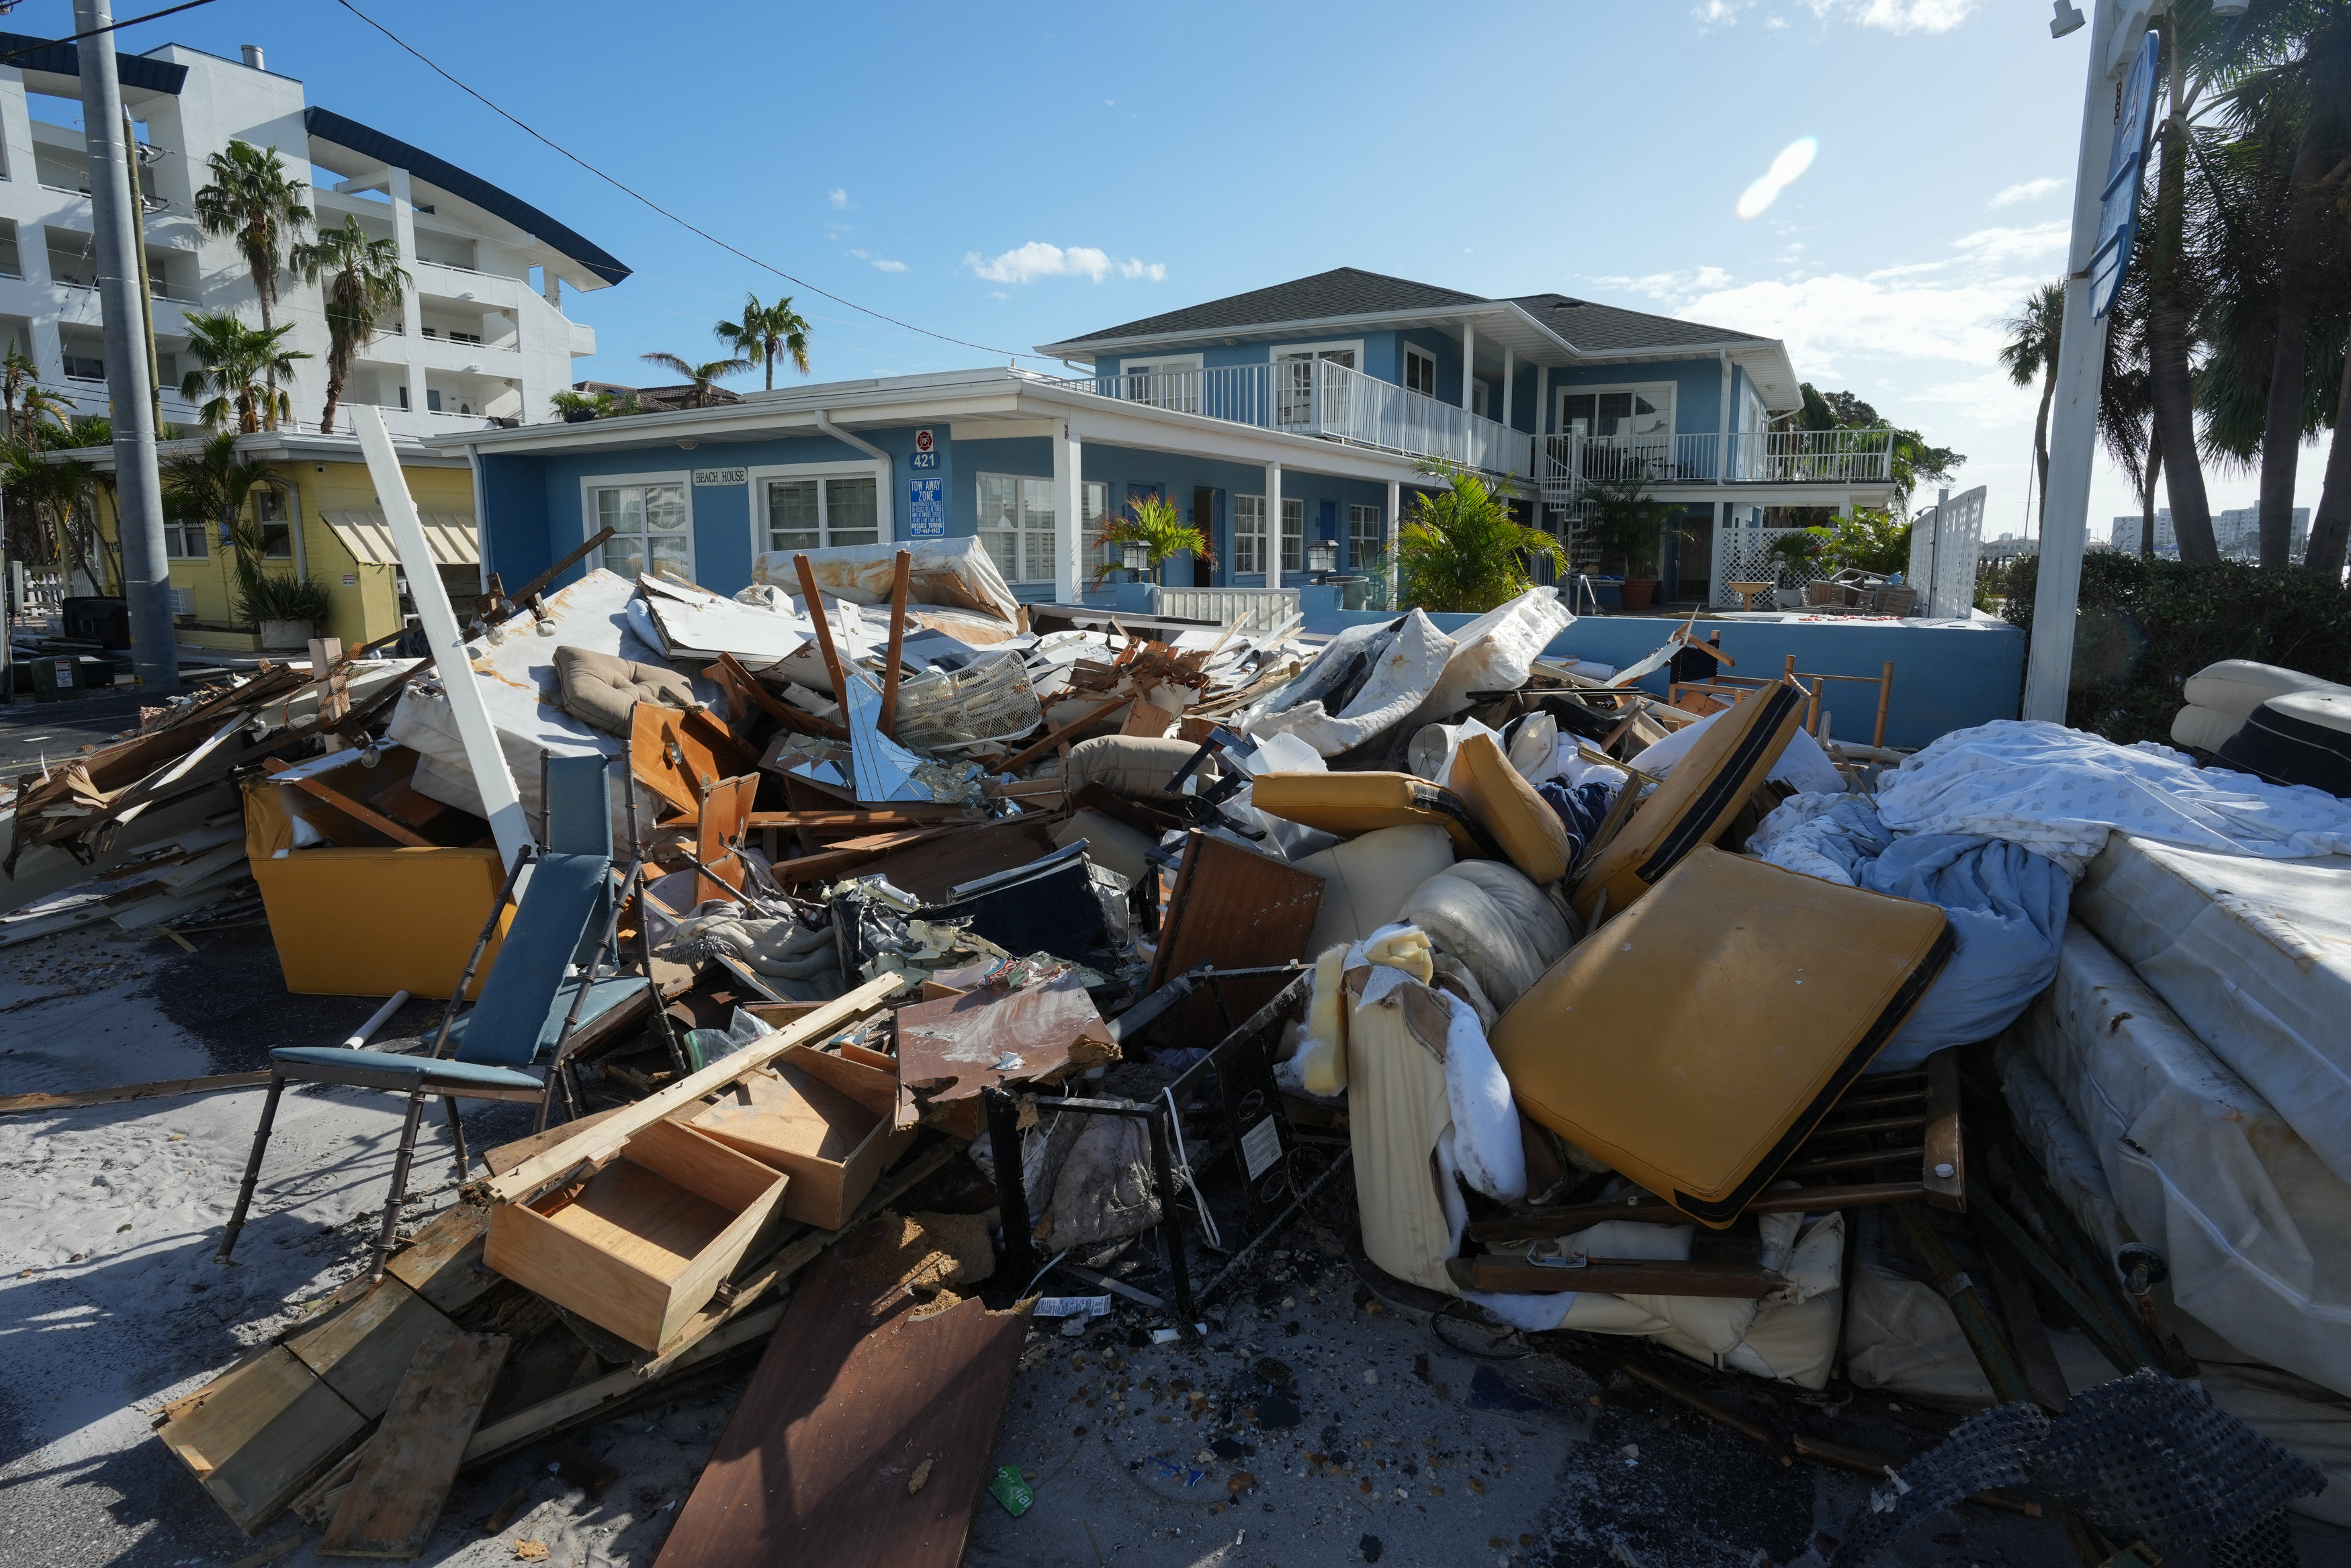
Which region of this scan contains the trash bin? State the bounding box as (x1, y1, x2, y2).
(28, 653, 82, 702)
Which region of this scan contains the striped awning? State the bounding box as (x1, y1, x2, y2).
(323, 510, 479, 567)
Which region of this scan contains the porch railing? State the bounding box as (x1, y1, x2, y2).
(1536, 428, 1898, 494)
(1045, 358, 1532, 477)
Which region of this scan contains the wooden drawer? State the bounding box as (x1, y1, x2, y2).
(485, 1119, 789, 1351)
(687, 1044, 914, 1230)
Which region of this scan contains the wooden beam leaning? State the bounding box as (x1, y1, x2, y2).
(879, 549, 911, 738)
(506, 526, 616, 609)
(792, 552, 852, 700)
(262, 757, 433, 847)
(474, 972, 901, 1207)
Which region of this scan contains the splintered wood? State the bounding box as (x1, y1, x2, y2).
(892, 968, 1116, 1125)
(318, 1330, 508, 1559)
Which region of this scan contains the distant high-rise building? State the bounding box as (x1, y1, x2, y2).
(2110, 507, 2307, 562)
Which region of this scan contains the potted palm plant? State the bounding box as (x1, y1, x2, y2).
(239, 572, 333, 650)
(1581, 475, 1691, 612)
(1766, 528, 1821, 606)
(1396, 465, 1564, 612)
(1092, 493, 1210, 586)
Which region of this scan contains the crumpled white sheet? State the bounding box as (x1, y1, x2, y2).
(1873, 720, 2351, 876)
(1626, 704, 1847, 794)
(1241, 610, 1457, 757)
(1746, 792, 1892, 885)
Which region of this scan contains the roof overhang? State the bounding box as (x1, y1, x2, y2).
(0, 31, 187, 94)
(43, 430, 470, 469)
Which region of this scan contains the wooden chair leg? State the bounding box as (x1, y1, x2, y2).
(215, 1072, 287, 1264)
(443, 1095, 470, 1179)
(372, 1088, 429, 1283)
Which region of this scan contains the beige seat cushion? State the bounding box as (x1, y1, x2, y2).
(1291, 825, 1455, 959)
(2170, 703, 2247, 755)
(1064, 735, 1202, 800)
(2182, 659, 2347, 719)
(1450, 732, 1572, 886)
(555, 645, 695, 737)
(1346, 974, 1462, 1295)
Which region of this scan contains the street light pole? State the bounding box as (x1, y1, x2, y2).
(2022, 0, 2137, 723)
(73, 0, 177, 694)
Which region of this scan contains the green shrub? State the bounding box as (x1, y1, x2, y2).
(236, 572, 333, 629)
(1991, 552, 2351, 744)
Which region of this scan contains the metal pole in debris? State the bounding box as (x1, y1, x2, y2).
(353, 406, 537, 873)
(73, 0, 177, 694)
(2022, 0, 2129, 723)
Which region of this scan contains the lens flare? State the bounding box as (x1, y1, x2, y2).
(1736, 137, 1819, 220)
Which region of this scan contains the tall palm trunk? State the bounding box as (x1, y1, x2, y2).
(2258, 128, 2330, 567)
(2310, 346, 2351, 578)
(2141, 422, 2165, 557)
(2146, 34, 2221, 564)
(2032, 359, 2057, 527)
(764, 336, 777, 392)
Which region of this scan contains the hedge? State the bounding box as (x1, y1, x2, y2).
(1990, 553, 2351, 746)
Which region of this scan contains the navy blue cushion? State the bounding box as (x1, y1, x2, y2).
(452, 852, 612, 1068)
(270, 1046, 543, 1092)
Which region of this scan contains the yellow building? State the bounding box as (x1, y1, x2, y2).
(80, 430, 480, 651)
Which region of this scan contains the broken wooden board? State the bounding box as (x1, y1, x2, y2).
(650, 1227, 1033, 1568)
(319, 1330, 508, 1559)
(1143, 830, 1325, 1020)
(0, 1070, 269, 1115)
(482, 1106, 629, 1177)
(631, 702, 759, 817)
(283, 1277, 456, 1422)
(893, 968, 1114, 1127)
(152, 1344, 367, 1535)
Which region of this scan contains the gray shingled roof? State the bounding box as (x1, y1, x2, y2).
(1055, 267, 1487, 346)
(1505, 293, 1770, 352)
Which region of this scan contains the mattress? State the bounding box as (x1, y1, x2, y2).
(2018, 921, 2351, 1397)
(2074, 833, 2351, 1185)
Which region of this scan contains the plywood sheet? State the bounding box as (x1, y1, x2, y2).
(154, 1344, 367, 1534)
(651, 1228, 1032, 1568)
(283, 1277, 455, 1422)
(319, 1330, 509, 1559)
(1145, 831, 1325, 1012)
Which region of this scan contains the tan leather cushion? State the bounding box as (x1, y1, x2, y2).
(1250, 771, 1491, 858)
(1292, 825, 1456, 958)
(1065, 735, 1201, 800)
(555, 645, 695, 737)
(1450, 731, 1572, 885)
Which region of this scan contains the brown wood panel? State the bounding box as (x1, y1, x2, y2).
(652, 1228, 1031, 1568)
(1145, 831, 1325, 995)
(319, 1330, 508, 1559)
(1922, 1047, 1965, 1211)
(848, 816, 1060, 905)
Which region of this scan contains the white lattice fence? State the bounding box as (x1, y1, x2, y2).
(1710, 526, 1831, 609)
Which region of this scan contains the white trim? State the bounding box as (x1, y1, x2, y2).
(580, 468, 696, 580)
(747, 458, 887, 559)
(1119, 351, 1204, 374)
(1554, 380, 1677, 436)
(1270, 338, 1365, 368)
(1404, 343, 1437, 399)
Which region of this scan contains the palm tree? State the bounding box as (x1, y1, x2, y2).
(1092, 492, 1210, 586)
(1396, 465, 1565, 612)
(2142, 3, 2228, 566)
(179, 310, 308, 432)
(1999, 282, 2065, 530)
(5, 447, 105, 592)
(161, 430, 280, 604)
(713, 293, 812, 391)
(292, 216, 407, 434)
(193, 141, 311, 421)
(639, 351, 752, 409)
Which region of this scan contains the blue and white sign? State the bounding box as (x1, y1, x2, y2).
(2088, 31, 2161, 320)
(908, 476, 944, 538)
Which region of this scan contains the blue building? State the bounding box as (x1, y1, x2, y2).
(442, 267, 1896, 609)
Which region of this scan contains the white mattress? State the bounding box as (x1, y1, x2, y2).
(2019, 922, 2351, 1397)
(2074, 833, 2351, 1186)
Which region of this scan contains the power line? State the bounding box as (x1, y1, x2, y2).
(0, 0, 220, 64)
(331, 0, 1046, 366)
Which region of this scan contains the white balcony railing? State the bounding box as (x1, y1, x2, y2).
(1044, 357, 1532, 476)
(1536, 427, 1896, 494)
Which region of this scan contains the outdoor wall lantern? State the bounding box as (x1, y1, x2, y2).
(1122, 539, 1152, 575)
(1306, 538, 1338, 576)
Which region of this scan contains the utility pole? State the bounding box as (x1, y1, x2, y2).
(2022, 0, 2137, 723)
(75, 0, 177, 694)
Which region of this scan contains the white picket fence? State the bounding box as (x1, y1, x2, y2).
(1709, 526, 1832, 610)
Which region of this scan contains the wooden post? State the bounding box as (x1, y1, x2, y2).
(307, 637, 347, 725)
(877, 549, 910, 738)
(792, 552, 851, 699)
(1873, 659, 1894, 749)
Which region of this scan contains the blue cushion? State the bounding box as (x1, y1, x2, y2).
(445, 974, 649, 1059)
(544, 753, 614, 858)
(452, 852, 612, 1068)
(270, 1046, 543, 1093)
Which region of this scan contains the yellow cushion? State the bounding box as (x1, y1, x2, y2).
(1493, 847, 1952, 1227)
(1572, 681, 1802, 922)
(1450, 732, 1572, 884)
(1250, 771, 1495, 859)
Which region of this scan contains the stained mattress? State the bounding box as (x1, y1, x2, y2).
(2074, 833, 2351, 1185)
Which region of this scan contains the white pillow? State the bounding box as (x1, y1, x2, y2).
(2182, 659, 2347, 718)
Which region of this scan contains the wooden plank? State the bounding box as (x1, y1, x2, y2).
(0, 1070, 269, 1115)
(283, 1277, 456, 1422)
(1922, 1046, 1965, 1211)
(1445, 1256, 1789, 1298)
(154, 1344, 368, 1535)
(386, 1202, 498, 1316)
(766, 826, 957, 886)
(879, 549, 910, 737)
(319, 1331, 509, 1559)
(694, 775, 758, 906)
(650, 1230, 1032, 1568)
(506, 525, 615, 608)
(482, 1105, 629, 1177)
(263, 758, 431, 847)
(477, 973, 899, 1206)
(793, 552, 854, 699)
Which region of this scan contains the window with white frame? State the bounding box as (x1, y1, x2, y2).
(1471, 380, 1491, 418)
(165, 512, 207, 559)
(1273, 342, 1360, 426)
(590, 479, 691, 580)
(1347, 502, 1384, 570)
(764, 470, 878, 556)
(976, 472, 1059, 583)
(1557, 383, 1674, 439)
(255, 486, 294, 559)
(1404, 344, 1437, 398)
(1116, 354, 1202, 413)
(1234, 494, 1304, 575)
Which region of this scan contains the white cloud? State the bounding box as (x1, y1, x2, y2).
(1950, 222, 2070, 265)
(963, 242, 1165, 285)
(1736, 138, 1818, 220)
(1989, 177, 2065, 209)
(846, 248, 869, 259)
(828, 188, 848, 209)
(1806, 0, 1974, 31)
(1693, 0, 1740, 32)
(872, 259, 907, 273)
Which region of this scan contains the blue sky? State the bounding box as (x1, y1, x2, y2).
(57, 0, 2328, 541)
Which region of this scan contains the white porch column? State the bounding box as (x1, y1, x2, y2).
(1053, 419, 1083, 603)
(389, 166, 426, 424)
(1385, 477, 1401, 610)
(1460, 322, 1476, 411)
(1500, 345, 1514, 431)
(1264, 460, 1283, 590)
(1716, 351, 1732, 483)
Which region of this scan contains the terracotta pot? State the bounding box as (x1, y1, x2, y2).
(1620, 578, 1657, 612)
